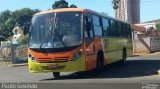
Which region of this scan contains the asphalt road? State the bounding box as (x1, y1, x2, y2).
(0, 54, 160, 84)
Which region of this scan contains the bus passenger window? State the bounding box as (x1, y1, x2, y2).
(102, 18, 110, 36)
(92, 15, 102, 37)
(85, 17, 94, 38)
(117, 22, 123, 37)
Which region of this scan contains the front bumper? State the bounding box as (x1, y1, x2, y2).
(28, 56, 86, 73)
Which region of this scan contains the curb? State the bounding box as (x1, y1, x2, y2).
(10, 63, 28, 67)
(135, 52, 160, 56)
(148, 52, 160, 55)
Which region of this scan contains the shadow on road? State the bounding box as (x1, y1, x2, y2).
(40, 59, 160, 81)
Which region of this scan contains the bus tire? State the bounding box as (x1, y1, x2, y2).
(121, 48, 127, 65)
(96, 51, 104, 71)
(53, 72, 60, 78)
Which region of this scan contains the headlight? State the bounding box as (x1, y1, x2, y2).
(70, 51, 82, 61)
(28, 54, 37, 62)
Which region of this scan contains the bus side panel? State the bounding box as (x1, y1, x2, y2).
(85, 38, 107, 71)
(94, 38, 107, 65)
(102, 37, 133, 64)
(114, 37, 133, 61)
(85, 41, 97, 71)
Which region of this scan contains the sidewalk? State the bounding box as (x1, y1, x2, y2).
(0, 62, 12, 67)
(0, 62, 28, 67)
(10, 63, 28, 67)
(133, 52, 160, 57)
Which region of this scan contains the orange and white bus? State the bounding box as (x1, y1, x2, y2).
(28, 8, 133, 78)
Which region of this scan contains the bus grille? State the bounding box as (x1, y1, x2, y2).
(38, 57, 69, 63)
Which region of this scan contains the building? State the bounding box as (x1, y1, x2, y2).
(115, 0, 140, 24)
(135, 19, 160, 31)
(135, 22, 156, 31)
(135, 19, 160, 35)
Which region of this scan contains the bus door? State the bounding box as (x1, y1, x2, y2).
(84, 16, 97, 70)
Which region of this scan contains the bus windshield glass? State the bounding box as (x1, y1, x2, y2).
(29, 12, 82, 49)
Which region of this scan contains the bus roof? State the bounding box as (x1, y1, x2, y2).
(34, 8, 129, 24)
(34, 8, 89, 16)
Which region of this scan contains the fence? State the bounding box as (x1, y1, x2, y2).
(133, 32, 160, 55)
(0, 45, 12, 62)
(0, 41, 28, 64)
(12, 44, 28, 64)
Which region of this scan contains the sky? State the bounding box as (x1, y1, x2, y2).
(0, 0, 160, 22)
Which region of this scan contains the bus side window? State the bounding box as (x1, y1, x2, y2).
(85, 16, 94, 38)
(117, 22, 122, 37)
(126, 24, 132, 37)
(109, 19, 114, 36)
(85, 16, 94, 47)
(92, 15, 102, 37)
(121, 23, 126, 37)
(102, 18, 110, 36)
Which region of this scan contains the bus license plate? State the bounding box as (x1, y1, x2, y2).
(48, 64, 59, 70)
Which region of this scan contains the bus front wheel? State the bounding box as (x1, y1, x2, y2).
(53, 72, 60, 78)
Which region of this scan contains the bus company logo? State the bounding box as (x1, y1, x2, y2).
(51, 57, 55, 61)
(142, 83, 158, 89)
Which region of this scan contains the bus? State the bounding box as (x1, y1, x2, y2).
(28, 8, 133, 78)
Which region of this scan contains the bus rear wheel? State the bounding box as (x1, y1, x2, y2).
(53, 72, 60, 78)
(121, 48, 127, 65)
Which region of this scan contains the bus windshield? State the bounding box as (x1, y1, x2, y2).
(29, 12, 82, 49)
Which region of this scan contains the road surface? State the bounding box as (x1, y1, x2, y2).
(0, 54, 160, 83)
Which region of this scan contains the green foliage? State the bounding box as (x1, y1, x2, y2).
(52, 0, 77, 9)
(101, 12, 108, 16)
(12, 8, 41, 34)
(21, 34, 29, 44)
(52, 0, 68, 9)
(0, 10, 11, 23)
(112, 0, 120, 10)
(70, 4, 77, 8)
(0, 8, 41, 40)
(0, 10, 13, 38)
(156, 23, 160, 32)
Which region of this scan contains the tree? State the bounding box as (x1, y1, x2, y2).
(112, 0, 120, 10)
(70, 4, 77, 8)
(52, 0, 77, 9)
(52, 0, 68, 9)
(101, 12, 108, 16)
(0, 8, 41, 40)
(21, 33, 29, 44)
(0, 10, 13, 38)
(11, 8, 41, 34)
(156, 23, 160, 32)
(0, 10, 11, 23)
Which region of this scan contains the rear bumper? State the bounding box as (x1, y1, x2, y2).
(28, 56, 86, 73)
